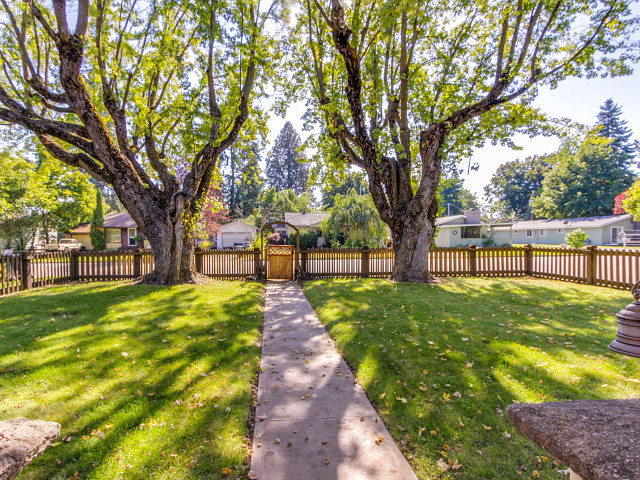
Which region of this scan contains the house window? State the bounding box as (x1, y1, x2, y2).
(526, 230, 533, 238)
(461, 226, 481, 238)
(513, 229, 518, 234)
(540, 229, 547, 237)
(128, 228, 137, 246)
(105, 228, 120, 243)
(557, 228, 564, 233)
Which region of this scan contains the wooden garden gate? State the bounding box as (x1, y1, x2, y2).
(268, 245, 294, 279)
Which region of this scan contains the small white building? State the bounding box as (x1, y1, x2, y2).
(216, 221, 258, 249)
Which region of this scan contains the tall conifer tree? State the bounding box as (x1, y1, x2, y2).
(265, 122, 309, 194)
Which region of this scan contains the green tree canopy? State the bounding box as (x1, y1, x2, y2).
(253, 187, 313, 226)
(438, 177, 480, 217)
(531, 136, 636, 218)
(484, 156, 550, 219)
(290, 0, 639, 282)
(265, 122, 309, 194)
(321, 171, 368, 209)
(323, 189, 387, 247)
(0, 0, 284, 283)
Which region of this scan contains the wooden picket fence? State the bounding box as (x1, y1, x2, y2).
(1, 245, 639, 298)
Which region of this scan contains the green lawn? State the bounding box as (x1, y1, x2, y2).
(304, 278, 639, 480)
(0, 281, 264, 480)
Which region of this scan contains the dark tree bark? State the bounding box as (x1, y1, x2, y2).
(0, 1, 259, 284)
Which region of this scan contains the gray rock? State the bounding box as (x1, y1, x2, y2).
(507, 399, 640, 480)
(0, 418, 61, 480)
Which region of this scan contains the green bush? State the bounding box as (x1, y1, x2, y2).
(288, 230, 319, 248)
(481, 236, 496, 247)
(90, 189, 106, 250)
(565, 228, 589, 248)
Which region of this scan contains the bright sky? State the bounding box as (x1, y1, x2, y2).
(265, 69, 640, 202)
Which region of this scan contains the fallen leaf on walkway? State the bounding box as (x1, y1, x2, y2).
(375, 435, 384, 445)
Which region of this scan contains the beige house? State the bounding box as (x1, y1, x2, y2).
(283, 212, 328, 246)
(66, 212, 150, 250)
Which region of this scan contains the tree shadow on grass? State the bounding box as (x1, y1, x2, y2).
(303, 278, 637, 480)
(0, 281, 263, 480)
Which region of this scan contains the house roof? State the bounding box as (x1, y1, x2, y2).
(103, 212, 138, 228)
(284, 212, 327, 228)
(68, 222, 91, 234)
(435, 215, 466, 226)
(512, 214, 632, 230)
(219, 221, 258, 233)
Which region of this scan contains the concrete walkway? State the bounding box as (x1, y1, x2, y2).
(250, 281, 418, 480)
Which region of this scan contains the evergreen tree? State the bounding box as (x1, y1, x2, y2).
(596, 99, 635, 169)
(90, 189, 106, 250)
(531, 138, 636, 218)
(223, 141, 263, 218)
(265, 122, 309, 194)
(438, 177, 480, 216)
(236, 143, 263, 217)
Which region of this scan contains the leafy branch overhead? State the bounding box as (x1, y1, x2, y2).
(291, 0, 638, 281)
(0, 0, 286, 283)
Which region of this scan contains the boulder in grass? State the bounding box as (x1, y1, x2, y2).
(0, 418, 61, 480)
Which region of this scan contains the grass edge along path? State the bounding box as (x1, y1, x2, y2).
(0, 281, 264, 480)
(304, 277, 639, 480)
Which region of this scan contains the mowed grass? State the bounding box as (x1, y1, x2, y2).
(0, 281, 264, 480)
(304, 278, 640, 480)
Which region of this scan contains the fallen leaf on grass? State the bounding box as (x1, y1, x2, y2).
(221, 467, 233, 475)
(437, 459, 449, 472)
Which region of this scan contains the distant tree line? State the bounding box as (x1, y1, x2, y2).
(485, 99, 636, 220)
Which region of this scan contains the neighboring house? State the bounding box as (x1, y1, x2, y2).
(65, 212, 150, 250)
(505, 214, 635, 246)
(284, 212, 328, 247)
(435, 210, 511, 247)
(216, 221, 258, 249)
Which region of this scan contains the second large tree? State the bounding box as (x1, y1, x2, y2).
(296, 0, 638, 282)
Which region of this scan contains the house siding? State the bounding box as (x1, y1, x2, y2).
(511, 217, 634, 246)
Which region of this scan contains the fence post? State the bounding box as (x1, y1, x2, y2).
(70, 250, 79, 281)
(300, 247, 308, 279)
(133, 250, 142, 278)
(21, 253, 32, 290)
(361, 245, 370, 278)
(524, 244, 533, 276)
(586, 245, 597, 284)
(253, 248, 262, 279)
(468, 244, 477, 276)
(194, 249, 203, 274)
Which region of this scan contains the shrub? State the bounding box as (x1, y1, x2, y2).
(565, 229, 589, 248)
(90, 189, 106, 250)
(267, 232, 286, 245)
(288, 231, 318, 248)
(482, 236, 496, 247)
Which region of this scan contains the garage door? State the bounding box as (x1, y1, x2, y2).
(222, 233, 250, 248)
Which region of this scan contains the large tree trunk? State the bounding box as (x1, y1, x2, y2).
(144, 221, 197, 285)
(389, 207, 437, 283)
